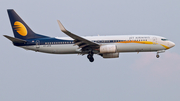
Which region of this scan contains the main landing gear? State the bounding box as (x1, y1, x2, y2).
(87, 51, 94, 62)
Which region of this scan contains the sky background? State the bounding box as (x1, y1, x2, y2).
(0, 0, 180, 101)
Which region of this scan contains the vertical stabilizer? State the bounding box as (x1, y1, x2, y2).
(7, 9, 48, 40)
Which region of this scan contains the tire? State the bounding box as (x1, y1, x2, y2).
(156, 55, 160, 58)
(89, 57, 94, 62)
(87, 54, 91, 59)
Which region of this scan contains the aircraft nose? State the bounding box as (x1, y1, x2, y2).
(169, 41, 175, 48)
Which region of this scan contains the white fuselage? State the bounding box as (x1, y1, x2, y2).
(21, 35, 175, 54)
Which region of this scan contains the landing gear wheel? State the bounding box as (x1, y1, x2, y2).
(87, 54, 91, 59)
(87, 51, 94, 62)
(156, 55, 160, 58)
(87, 55, 94, 62)
(89, 57, 94, 62)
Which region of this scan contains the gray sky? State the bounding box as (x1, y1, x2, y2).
(0, 0, 180, 101)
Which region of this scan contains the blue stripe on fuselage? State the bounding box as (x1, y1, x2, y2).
(13, 37, 128, 46)
(13, 38, 73, 46)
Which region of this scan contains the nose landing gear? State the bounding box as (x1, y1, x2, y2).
(156, 54, 160, 58)
(87, 51, 94, 62)
(156, 50, 165, 58)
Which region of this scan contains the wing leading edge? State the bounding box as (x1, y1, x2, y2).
(57, 20, 100, 50)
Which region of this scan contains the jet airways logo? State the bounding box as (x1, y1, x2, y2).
(13, 21, 27, 36)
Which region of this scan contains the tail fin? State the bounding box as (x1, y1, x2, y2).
(7, 9, 48, 40)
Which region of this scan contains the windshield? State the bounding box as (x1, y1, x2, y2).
(161, 39, 168, 41)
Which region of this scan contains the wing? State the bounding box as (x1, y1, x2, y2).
(57, 20, 100, 50)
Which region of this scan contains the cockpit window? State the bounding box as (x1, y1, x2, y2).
(161, 39, 168, 41)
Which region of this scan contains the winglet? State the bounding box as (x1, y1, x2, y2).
(57, 20, 67, 32)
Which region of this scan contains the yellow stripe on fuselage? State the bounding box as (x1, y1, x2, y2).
(116, 41, 169, 50)
(160, 44, 169, 49)
(117, 41, 154, 44)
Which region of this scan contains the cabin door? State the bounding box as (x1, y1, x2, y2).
(36, 40, 40, 49)
(152, 37, 157, 44)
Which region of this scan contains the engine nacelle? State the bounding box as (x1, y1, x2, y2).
(100, 45, 117, 53)
(102, 53, 119, 58)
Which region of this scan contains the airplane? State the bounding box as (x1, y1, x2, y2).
(4, 9, 175, 62)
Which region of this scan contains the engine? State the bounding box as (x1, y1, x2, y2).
(100, 45, 117, 53)
(102, 53, 119, 58)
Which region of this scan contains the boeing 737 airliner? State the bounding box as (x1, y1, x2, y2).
(4, 9, 175, 62)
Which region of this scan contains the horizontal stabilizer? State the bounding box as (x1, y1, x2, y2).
(4, 35, 27, 43)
